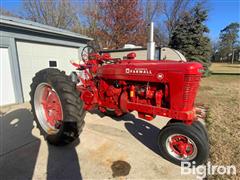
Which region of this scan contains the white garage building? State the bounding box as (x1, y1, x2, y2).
(0, 16, 92, 106)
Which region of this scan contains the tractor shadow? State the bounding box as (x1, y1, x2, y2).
(0, 108, 40, 179)
(0, 108, 82, 179)
(90, 110, 164, 157)
(47, 139, 82, 180)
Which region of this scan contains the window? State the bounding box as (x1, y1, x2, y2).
(49, 61, 57, 67)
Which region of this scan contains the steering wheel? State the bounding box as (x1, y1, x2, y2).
(81, 45, 96, 64)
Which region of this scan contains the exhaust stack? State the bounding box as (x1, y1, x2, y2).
(147, 22, 155, 60)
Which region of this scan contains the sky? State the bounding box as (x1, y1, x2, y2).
(1, 0, 239, 41)
(206, 0, 240, 41)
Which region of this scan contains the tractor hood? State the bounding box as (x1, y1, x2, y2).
(97, 60, 203, 82)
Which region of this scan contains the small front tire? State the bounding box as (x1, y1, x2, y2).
(158, 122, 209, 166)
(167, 119, 209, 142)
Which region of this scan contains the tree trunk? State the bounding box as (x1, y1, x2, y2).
(231, 49, 234, 64)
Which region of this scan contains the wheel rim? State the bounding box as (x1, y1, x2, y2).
(165, 133, 197, 160)
(34, 83, 63, 134)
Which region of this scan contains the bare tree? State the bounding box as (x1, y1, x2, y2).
(143, 0, 165, 47)
(154, 22, 169, 47)
(0, 7, 18, 17)
(82, 0, 102, 49)
(163, 0, 190, 40)
(144, 0, 162, 23)
(84, 0, 147, 49)
(23, 0, 79, 30)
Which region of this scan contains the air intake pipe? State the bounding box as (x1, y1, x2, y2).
(147, 22, 155, 60)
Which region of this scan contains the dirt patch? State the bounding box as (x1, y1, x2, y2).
(111, 160, 131, 178)
(196, 75, 240, 179)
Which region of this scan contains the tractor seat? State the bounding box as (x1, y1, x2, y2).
(101, 53, 111, 60)
(127, 52, 136, 60)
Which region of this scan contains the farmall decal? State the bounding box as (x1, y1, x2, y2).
(125, 68, 152, 75)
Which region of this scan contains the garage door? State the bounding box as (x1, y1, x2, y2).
(0, 47, 16, 106)
(16, 41, 81, 101)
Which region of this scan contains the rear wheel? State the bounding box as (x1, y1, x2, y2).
(158, 122, 209, 166)
(30, 68, 86, 145)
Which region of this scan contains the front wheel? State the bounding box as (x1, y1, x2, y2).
(158, 122, 209, 166)
(30, 68, 86, 145)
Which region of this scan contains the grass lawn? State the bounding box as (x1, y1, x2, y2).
(210, 63, 240, 74)
(196, 75, 240, 179)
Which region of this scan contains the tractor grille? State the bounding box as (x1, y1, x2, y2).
(182, 75, 201, 110)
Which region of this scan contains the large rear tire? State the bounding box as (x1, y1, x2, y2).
(30, 68, 86, 145)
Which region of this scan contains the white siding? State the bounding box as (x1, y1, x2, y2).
(0, 48, 16, 105)
(16, 41, 80, 101)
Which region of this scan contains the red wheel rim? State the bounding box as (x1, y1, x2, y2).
(34, 83, 63, 134)
(41, 86, 63, 127)
(166, 134, 197, 160)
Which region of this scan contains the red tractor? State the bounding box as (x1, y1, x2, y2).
(30, 46, 209, 166)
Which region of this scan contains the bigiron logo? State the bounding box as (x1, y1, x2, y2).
(125, 68, 152, 74)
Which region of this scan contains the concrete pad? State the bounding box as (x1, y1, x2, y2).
(0, 103, 196, 179)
